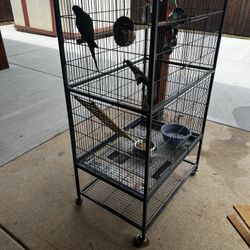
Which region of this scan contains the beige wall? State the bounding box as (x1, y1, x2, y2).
(26, 0, 53, 31)
(59, 0, 75, 33)
(10, 0, 25, 26)
(58, 0, 131, 33)
(10, 0, 53, 32)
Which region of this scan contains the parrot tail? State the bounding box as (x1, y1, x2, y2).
(90, 46, 99, 71)
(93, 40, 98, 48)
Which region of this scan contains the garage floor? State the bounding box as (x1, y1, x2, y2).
(209, 37, 250, 131)
(0, 122, 250, 250)
(0, 28, 67, 166)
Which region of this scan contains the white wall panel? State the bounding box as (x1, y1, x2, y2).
(10, 0, 25, 26)
(26, 0, 53, 31)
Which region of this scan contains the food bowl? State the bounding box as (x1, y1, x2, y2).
(133, 139, 156, 158)
(161, 124, 191, 147)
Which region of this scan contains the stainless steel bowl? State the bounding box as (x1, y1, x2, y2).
(133, 139, 156, 158)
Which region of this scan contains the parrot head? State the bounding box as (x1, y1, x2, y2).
(72, 5, 83, 15)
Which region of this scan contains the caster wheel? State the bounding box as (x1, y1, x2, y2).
(191, 171, 197, 176)
(191, 167, 198, 176)
(133, 234, 150, 248)
(75, 197, 83, 205)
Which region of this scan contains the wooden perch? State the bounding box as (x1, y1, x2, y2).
(75, 96, 134, 142)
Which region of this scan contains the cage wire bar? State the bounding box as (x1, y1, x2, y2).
(54, 0, 228, 246)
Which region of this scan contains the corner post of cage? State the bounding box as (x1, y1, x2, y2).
(142, 5, 150, 99)
(196, 0, 229, 167)
(53, 0, 82, 200)
(141, 0, 160, 239)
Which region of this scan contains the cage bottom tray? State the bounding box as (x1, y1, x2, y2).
(81, 162, 196, 230)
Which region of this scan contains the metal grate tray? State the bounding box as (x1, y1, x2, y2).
(81, 162, 196, 230)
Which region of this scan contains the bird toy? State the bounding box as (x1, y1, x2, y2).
(164, 0, 187, 54)
(113, 16, 136, 47)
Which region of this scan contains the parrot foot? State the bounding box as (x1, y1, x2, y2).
(77, 38, 86, 45)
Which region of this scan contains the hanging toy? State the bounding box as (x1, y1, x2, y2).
(113, 16, 136, 47)
(165, 25, 178, 48)
(169, 8, 187, 28)
(170, 8, 187, 27)
(169, 0, 187, 28)
(163, 1, 177, 55)
(113, 16, 135, 47)
(164, 0, 187, 54)
(168, 35, 177, 47)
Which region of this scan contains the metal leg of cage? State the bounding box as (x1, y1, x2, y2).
(193, 73, 221, 174)
(137, 117, 153, 248)
(193, 0, 228, 174)
(53, 0, 83, 206)
(74, 165, 83, 205)
(133, 204, 150, 247)
(133, 0, 161, 247)
(193, 72, 216, 174)
(67, 97, 83, 205)
(132, 111, 152, 247)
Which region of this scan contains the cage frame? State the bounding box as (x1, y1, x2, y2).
(53, 0, 228, 247)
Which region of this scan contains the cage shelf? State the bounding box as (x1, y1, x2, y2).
(77, 120, 201, 199)
(69, 64, 213, 114)
(81, 161, 196, 230)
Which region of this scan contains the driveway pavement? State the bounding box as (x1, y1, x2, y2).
(0, 26, 67, 166)
(209, 36, 250, 131)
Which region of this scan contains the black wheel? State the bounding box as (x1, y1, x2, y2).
(191, 172, 196, 176)
(75, 197, 83, 205)
(191, 166, 198, 176)
(133, 234, 150, 248)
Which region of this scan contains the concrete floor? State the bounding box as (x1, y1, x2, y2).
(0, 27, 67, 166)
(209, 37, 250, 131)
(0, 121, 249, 250)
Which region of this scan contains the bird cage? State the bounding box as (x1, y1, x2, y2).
(54, 0, 228, 247)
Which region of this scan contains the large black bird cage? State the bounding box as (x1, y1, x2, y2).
(54, 0, 228, 247)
